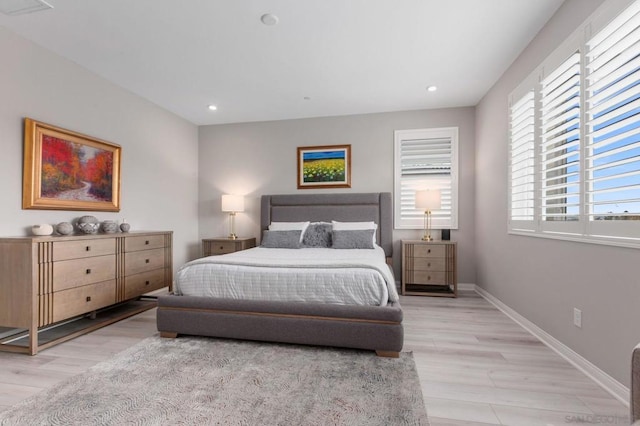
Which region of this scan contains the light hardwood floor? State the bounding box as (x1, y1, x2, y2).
(0, 290, 630, 425)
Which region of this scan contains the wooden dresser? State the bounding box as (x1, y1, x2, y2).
(0, 231, 172, 354)
(401, 240, 457, 297)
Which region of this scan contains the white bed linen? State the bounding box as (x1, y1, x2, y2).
(175, 246, 398, 306)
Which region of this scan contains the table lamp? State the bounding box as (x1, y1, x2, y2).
(415, 189, 441, 241)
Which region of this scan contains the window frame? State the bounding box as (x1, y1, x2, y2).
(394, 127, 459, 230)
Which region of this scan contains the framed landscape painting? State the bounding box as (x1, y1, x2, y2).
(297, 144, 351, 189)
(22, 118, 121, 211)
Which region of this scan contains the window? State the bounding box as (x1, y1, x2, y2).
(586, 2, 640, 240)
(394, 127, 458, 229)
(508, 0, 640, 247)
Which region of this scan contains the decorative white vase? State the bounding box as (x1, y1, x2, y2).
(32, 224, 54, 236)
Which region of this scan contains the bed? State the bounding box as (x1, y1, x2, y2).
(156, 192, 403, 357)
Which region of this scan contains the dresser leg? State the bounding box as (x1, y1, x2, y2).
(28, 327, 38, 355)
(160, 331, 178, 338)
(89, 311, 97, 320)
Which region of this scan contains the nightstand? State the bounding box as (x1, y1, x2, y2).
(401, 240, 457, 297)
(202, 237, 256, 257)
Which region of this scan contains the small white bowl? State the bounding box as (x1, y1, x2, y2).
(32, 224, 54, 236)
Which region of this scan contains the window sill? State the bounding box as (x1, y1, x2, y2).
(508, 229, 640, 250)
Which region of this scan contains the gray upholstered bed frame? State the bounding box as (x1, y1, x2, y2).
(156, 192, 403, 357)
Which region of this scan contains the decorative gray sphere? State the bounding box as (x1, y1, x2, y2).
(120, 222, 131, 232)
(56, 222, 73, 235)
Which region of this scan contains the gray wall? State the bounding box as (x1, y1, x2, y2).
(0, 26, 200, 267)
(198, 108, 476, 282)
(476, 0, 639, 385)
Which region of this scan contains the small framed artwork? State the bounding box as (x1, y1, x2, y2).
(22, 118, 121, 211)
(297, 144, 351, 189)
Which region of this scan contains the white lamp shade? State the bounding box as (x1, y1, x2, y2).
(221, 194, 245, 212)
(415, 190, 442, 210)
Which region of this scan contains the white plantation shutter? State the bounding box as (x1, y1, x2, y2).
(507, 0, 640, 247)
(540, 52, 582, 230)
(586, 1, 640, 238)
(394, 128, 458, 229)
(509, 90, 536, 229)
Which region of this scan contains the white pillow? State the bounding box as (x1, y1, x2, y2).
(331, 221, 378, 244)
(268, 221, 310, 242)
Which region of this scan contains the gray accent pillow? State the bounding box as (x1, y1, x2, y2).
(332, 229, 375, 249)
(302, 223, 333, 248)
(261, 230, 302, 249)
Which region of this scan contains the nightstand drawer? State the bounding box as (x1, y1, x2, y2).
(52, 254, 116, 292)
(412, 244, 445, 258)
(52, 280, 116, 322)
(409, 258, 446, 271)
(408, 271, 446, 285)
(202, 237, 256, 257)
(53, 238, 116, 261)
(211, 241, 239, 255)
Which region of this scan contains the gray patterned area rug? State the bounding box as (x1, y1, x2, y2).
(0, 336, 428, 425)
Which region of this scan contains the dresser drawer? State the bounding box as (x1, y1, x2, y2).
(52, 280, 116, 323)
(125, 248, 165, 275)
(409, 258, 446, 272)
(411, 244, 446, 258)
(52, 238, 116, 261)
(52, 255, 116, 292)
(210, 241, 238, 255)
(124, 269, 166, 300)
(125, 235, 166, 252)
(407, 271, 446, 285)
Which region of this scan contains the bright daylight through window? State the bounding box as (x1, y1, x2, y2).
(508, 0, 640, 247)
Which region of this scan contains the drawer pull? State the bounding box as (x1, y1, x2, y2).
(428, 249, 431, 253)
(145, 280, 150, 285)
(428, 276, 431, 280)
(219, 246, 224, 250)
(145, 240, 150, 245)
(145, 259, 150, 264)
(428, 263, 431, 267)
(86, 246, 91, 252)
(86, 296, 92, 302)
(86, 268, 91, 274)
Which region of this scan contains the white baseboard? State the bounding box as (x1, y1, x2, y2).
(458, 282, 476, 291)
(473, 285, 630, 407)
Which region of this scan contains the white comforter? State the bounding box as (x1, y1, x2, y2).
(175, 246, 398, 306)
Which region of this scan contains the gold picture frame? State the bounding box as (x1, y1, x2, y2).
(22, 118, 121, 211)
(297, 144, 351, 189)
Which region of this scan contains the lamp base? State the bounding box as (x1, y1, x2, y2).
(228, 233, 238, 240)
(421, 234, 434, 242)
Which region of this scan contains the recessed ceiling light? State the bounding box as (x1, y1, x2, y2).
(303, 96, 311, 101)
(208, 105, 217, 111)
(427, 86, 438, 92)
(261, 13, 279, 26)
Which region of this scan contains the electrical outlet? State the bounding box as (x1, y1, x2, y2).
(574, 308, 582, 328)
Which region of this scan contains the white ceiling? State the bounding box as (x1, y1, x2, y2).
(0, 0, 563, 126)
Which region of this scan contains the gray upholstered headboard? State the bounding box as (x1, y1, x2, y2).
(260, 193, 393, 257)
